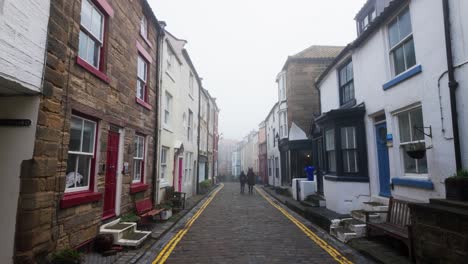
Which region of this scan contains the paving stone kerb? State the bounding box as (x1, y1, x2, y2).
(146, 183, 372, 264)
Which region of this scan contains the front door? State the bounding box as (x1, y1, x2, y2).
(103, 130, 119, 219)
(178, 157, 183, 192)
(375, 123, 391, 197)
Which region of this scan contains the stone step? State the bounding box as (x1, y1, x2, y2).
(363, 201, 388, 212)
(351, 210, 383, 223)
(340, 218, 366, 236)
(305, 194, 326, 207)
(99, 218, 151, 247)
(330, 226, 358, 243)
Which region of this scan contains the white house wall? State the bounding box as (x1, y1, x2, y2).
(266, 105, 281, 186)
(319, 0, 460, 208)
(0, 0, 50, 94)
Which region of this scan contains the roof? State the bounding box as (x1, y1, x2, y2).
(315, 0, 407, 86)
(265, 102, 279, 120)
(281, 45, 344, 72)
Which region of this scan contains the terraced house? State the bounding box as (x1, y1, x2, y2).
(12, 0, 162, 262)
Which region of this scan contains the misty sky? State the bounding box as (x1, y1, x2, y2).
(149, 0, 367, 140)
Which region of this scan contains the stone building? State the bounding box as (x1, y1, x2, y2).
(0, 1, 51, 263)
(13, 0, 161, 262)
(218, 139, 238, 178)
(276, 45, 343, 187)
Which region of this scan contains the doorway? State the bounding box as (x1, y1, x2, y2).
(103, 130, 119, 219)
(375, 122, 391, 197)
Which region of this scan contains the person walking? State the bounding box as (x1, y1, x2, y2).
(239, 171, 247, 194)
(247, 168, 256, 194)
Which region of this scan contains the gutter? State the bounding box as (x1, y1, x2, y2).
(442, 0, 462, 170)
(153, 23, 166, 204)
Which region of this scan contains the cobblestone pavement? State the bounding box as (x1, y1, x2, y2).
(143, 183, 372, 264)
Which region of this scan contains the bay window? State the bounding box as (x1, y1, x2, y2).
(341, 127, 358, 173)
(133, 135, 145, 183)
(325, 129, 336, 172)
(66, 115, 97, 192)
(388, 8, 416, 76)
(398, 107, 427, 174)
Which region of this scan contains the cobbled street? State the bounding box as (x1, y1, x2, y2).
(146, 183, 371, 264)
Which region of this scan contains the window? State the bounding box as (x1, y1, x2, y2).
(137, 56, 148, 101)
(268, 159, 272, 177)
(325, 129, 336, 172)
(184, 152, 193, 182)
(275, 157, 279, 178)
(160, 147, 168, 179)
(140, 16, 148, 39)
(388, 8, 416, 76)
(189, 72, 194, 96)
(339, 61, 354, 105)
(359, 8, 376, 33)
(341, 127, 358, 173)
(133, 135, 145, 183)
(278, 74, 286, 101)
(279, 112, 287, 138)
(78, 0, 104, 69)
(164, 92, 172, 126)
(273, 128, 276, 147)
(398, 107, 427, 174)
(188, 110, 193, 141)
(167, 48, 175, 74)
(66, 115, 97, 192)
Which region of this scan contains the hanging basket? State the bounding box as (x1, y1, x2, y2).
(403, 143, 426, 160)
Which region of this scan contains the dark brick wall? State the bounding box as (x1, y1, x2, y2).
(14, 0, 159, 262)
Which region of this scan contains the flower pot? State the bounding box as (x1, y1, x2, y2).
(445, 177, 468, 201)
(159, 209, 172, 220)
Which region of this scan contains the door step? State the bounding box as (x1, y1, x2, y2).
(100, 219, 151, 247)
(302, 194, 326, 207)
(330, 217, 366, 243)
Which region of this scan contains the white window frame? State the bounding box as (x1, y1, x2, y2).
(388, 7, 416, 77)
(140, 16, 148, 39)
(164, 92, 173, 127)
(160, 147, 169, 179)
(188, 110, 193, 142)
(78, 0, 104, 69)
(396, 106, 428, 176)
(137, 55, 148, 101)
(189, 72, 194, 97)
(66, 115, 97, 193)
(133, 135, 145, 183)
(341, 127, 358, 173)
(325, 129, 336, 173)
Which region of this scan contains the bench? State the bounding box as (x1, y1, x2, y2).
(135, 198, 164, 224)
(364, 197, 414, 260)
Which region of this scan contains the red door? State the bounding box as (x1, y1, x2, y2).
(103, 130, 119, 220)
(178, 157, 183, 192)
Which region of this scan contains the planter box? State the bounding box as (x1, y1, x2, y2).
(445, 177, 468, 201)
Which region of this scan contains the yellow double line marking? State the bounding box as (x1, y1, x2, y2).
(152, 184, 224, 264)
(256, 187, 353, 264)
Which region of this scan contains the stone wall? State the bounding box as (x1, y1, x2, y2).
(286, 59, 333, 135)
(410, 199, 468, 263)
(14, 0, 159, 262)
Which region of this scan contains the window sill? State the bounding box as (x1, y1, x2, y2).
(383, 65, 422, 90)
(324, 175, 370, 182)
(76, 57, 110, 84)
(60, 191, 102, 209)
(130, 183, 149, 194)
(391, 177, 434, 190)
(140, 34, 153, 49)
(136, 98, 152, 110)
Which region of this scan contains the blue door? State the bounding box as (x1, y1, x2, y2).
(375, 123, 391, 197)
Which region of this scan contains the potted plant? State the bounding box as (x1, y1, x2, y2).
(49, 249, 83, 264)
(403, 142, 426, 159)
(445, 169, 468, 201)
(199, 179, 212, 194)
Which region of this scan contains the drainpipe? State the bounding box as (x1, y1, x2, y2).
(196, 84, 202, 194)
(442, 0, 462, 171)
(153, 22, 166, 204)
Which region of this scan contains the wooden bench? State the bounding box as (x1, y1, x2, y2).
(365, 197, 414, 260)
(135, 198, 164, 224)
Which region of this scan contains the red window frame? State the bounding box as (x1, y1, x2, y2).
(76, 0, 114, 84)
(136, 41, 152, 109)
(61, 111, 102, 208)
(130, 133, 149, 193)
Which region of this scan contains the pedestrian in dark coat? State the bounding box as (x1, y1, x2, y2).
(239, 171, 247, 194)
(247, 168, 256, 194)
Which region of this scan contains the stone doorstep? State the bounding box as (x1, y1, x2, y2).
(330, 226, 358, 243)
(99, 219, 150, 247)
(351, 210, 383, 223)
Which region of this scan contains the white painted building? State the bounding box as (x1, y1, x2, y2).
(315, 0, 468, 214)
(265, 103, 282, 186)
(0, 0, 50, 263)
(157, 30, 200, 201)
